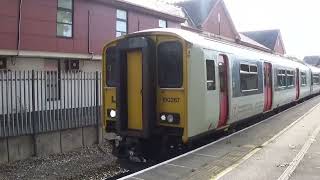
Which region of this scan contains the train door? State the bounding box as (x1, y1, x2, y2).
(263, 62, 273, 111)
(311, 72, 313, 94)
(217, 54, 229, 128)
(204, 50, 219, 131)
(127, 50, 143, 130)
(296, 68, 300, 100)
(116, 37, 156, 138)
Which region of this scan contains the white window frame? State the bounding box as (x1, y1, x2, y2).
(206, 59, 215, 91)
(57, 0, 73, 38)
(301, 72, 307, 86)
(116, 9, 127, 37)
(159, 19, 167, 28)
(313, 74, 320, 85)
(277, 69, 287, 88)
(286, 70, 294, 87)
(240, 63, 259, 92)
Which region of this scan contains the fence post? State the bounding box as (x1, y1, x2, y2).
(31, 70, 37, 156)
(95, 71, 101, 144)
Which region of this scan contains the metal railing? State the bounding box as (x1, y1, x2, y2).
(0, 70, 102, 138)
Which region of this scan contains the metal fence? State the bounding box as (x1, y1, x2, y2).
(0, 70, 102, 138)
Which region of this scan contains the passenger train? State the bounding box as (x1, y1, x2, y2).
(102, 28, 320, 158)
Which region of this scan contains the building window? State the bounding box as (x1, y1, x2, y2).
(159, 19, 167, 28)
(57, 0, 73, 38)
(116, 9, 127, 37)
(206, 60, 215, 90)
(286, 70, 294, 87)
(158, 41, 183, 88)
(277, 69, 286, 88)
(240, 64, 258, 91)
(301, 72, 307, 86)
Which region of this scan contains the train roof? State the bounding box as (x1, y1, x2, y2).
(131, 28, 320, 72)
(135, 29, 301, 65)
(307, 64, 320, 73)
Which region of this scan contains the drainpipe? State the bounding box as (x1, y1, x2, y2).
(88, 10, 94, 60)
(17, 0, 23, 56)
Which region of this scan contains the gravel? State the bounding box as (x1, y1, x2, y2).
(0, 140, 128, 180)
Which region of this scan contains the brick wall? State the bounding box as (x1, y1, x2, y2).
(201, 1, 237, 40)
(0, 0, 181, 56)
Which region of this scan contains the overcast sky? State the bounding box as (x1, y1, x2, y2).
(161, 0, 320, 59)
(223, 0, 320, 59)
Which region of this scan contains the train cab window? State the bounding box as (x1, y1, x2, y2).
(158, 41, 183, 88)
(277, 70, 286, 88)
(106, 47, 119, 87)
(301, 72, 307, 86)
(240, 64, 258, 91)
(206, 60, 215, 90)
(313, 74, 320, 85)
(286, 70, 294, 87)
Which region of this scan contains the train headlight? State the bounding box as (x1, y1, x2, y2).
(110, 110, 116, 118)
(107, 109, 117, 118)
(167, 115, 174, 123)
(159, 113, 180, 124)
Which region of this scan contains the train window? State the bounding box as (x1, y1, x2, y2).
(240, 64, 258, 91)
(277, 70, 286, 87)
(158, 41, 183, 88)
(206, 60, 215, 90)
(313, 74, 320, 85)
(106, 47, 119, 87)
(301, 72, 307, 86)
(287, 70, 294, 87)
(240, 64, 249, 72)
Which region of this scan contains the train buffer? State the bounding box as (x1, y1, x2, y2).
(120, 96, 320, 180)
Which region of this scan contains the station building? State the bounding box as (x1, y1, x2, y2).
(0, 0, 184, 72)
(0, 0, 288, 72)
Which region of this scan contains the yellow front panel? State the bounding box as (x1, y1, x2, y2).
(156, 36, 189, 143)
(158, 90, 185, 128)
(102, 34, 189, 143)
(104, 88, 116, 121)
(127, 50, 143, 130)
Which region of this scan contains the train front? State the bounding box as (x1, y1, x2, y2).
(102, 31, 188, 160)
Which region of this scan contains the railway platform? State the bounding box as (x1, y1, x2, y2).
(120, 95, 320, 180)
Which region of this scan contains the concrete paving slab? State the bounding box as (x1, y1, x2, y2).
(219, 102, 320, 180)
(136, 164, 195, 180)
(289, 129, 320, 180)
(170, 153, 218, 170)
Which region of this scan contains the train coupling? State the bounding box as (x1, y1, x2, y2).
(128, 149, 147, 163)
(108, 134, 147, 163)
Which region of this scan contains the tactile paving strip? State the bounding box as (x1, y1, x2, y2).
(183, 147, 254, 180)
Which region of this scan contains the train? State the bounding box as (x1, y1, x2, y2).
(102, 28, 320, 160)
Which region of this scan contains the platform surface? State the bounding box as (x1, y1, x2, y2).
(121, 96, 320, 180)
